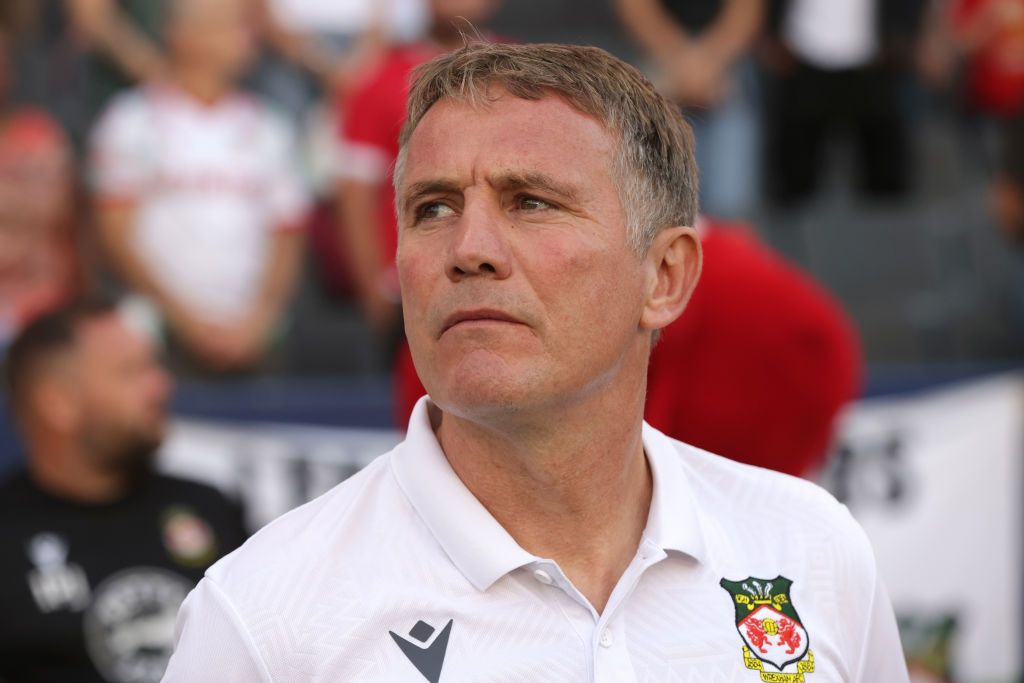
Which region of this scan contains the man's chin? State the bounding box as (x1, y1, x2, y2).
(433, 378, 546, 425)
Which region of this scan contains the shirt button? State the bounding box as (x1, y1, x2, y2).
(599, 628, 614, 648)
(533, 569, 554, 585)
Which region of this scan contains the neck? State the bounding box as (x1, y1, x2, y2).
(27, 438, 135, 504)
(171, 64, 231, 105)
(436, 359, 652, 614)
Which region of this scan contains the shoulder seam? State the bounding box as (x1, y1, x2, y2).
(203, 576, 275, 683)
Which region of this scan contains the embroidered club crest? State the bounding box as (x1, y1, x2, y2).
(720, 576, 815, 682)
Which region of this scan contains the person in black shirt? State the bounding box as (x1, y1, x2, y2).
(0, 299, 248, 683)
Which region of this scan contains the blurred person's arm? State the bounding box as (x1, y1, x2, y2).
(214, 226, 306, 369)
(67, 0, 168, 83)
(334, 63, 401, 335)
(89, 95, 231, 364)
(614, 0, 763, 106)
(198, 111, 311, 371)
(699, 0, 765, 65)
(916, 0, 960, 89)
(252, 0, 386, 96)
(94, 200, 218, 348)
(337, 177, 396, 333)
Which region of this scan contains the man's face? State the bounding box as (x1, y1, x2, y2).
(73, 315, 173, 473)
(397, 90, 651, 420)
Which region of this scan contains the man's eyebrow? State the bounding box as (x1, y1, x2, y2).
(398, 172, 582, 213)
(399, 179, 461, 214)
(492, 172, 581, 203)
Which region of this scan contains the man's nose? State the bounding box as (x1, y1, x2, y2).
(445, 200, 513, 281)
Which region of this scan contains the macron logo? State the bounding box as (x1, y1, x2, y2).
(389, 619, 453, 683)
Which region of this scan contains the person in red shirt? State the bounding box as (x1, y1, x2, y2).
(334, 0, 501, 336)
(643, 218, 862, 478)
(949, 0, 1024, 116)
(394, 217, 862, 478)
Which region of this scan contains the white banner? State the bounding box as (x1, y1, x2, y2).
(158, 374, 1024, 683)
(820, 374, 1023, 683)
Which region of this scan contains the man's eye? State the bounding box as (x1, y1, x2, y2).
(416, 202, 456, 221)
(517, 196, 554, 212)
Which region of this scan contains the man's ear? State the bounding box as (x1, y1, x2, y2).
(639, 226, 702, 332)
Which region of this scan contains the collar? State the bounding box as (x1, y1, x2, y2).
(390, 397, 538, 591)
(391, 397, 708, 591)
(640, 422, 709, 565)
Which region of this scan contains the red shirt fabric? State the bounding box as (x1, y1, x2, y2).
(339, 44, 442, 270)
(393, 220, 862, 478)
(951, 0, 1024, 115)
(644, 221, 862, 477)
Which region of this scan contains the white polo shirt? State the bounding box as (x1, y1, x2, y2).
(90, 86, 309, 322)
(163, 398, 908, 682)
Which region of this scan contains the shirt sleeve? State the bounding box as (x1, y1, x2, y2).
(163, 577, 270, 682)
(335, 70, 395, 184)
(853, 568, 910, 683)
(261, 113, 310, 231)
(837, 503, 909, 683)
(88, 93, 153, 201)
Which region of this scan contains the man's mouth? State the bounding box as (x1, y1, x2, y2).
(440, 309, 526, 336)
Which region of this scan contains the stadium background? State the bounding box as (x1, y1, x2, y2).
(0, 0, 1020, 681)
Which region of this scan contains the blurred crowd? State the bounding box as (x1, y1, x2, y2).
(2, 0, 1020, 681)
(0, 0, 1021, 377)
(0, 0, 1022, 477)
(1, 0, 1020, 495)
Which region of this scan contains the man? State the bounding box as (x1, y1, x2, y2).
(0, 299, 248, 682)
(166, 43, 908, 681)
(89, 0, 308, 373)
(334, 0, 499, 335)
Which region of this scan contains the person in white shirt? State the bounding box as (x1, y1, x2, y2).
(164, 42, 909, 681)
(90, 0, 308, 374)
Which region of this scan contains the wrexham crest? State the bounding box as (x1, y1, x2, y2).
(720, 576, 815, 682)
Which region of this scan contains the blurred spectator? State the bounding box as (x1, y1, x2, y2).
(615, 0, 764, 219)
(644, 217, 862, 478)
(0, 25, 77, 354)
(0, 299, 247, 682)
(333, 0, 501, 338)
(762, 0, 925, 204)
(394, 216, 862, 478)
(89, 0, 309, 374)
(948, 0, 1024, 116)
(994, 111, 1024, 240)
(255, 0, 428, 122)
(0, 1, 92, 151)
(67, 0, 170, 121)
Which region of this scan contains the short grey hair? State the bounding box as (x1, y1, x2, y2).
(394, 42, 699, 252)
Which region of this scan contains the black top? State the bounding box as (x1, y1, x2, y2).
(661, 0, 724, 35)
(0, 470, 247, 683)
